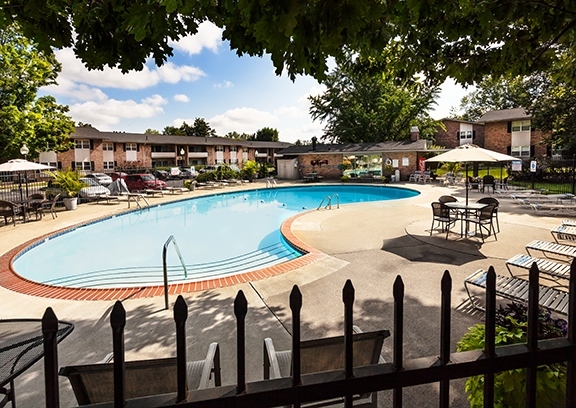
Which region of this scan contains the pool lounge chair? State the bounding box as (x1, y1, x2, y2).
(59, 342, 221, 405)
(530, 203, 576, 216)
(505, 253, 571, 281)
(551, 224, 576, 244)
(263, 326, 390, 407)
(525, 239, 576, 260)
(464, 269, 570, 314)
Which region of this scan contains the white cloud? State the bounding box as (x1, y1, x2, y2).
(274, 106, 306, 119)
(214, 81, 233, 88)
(170, 21, 223, 55)
(174, 94, 190, 103)
(176, 107, 279, 135)
(69, 96, 166, 129)
(53, 48, 205, 92)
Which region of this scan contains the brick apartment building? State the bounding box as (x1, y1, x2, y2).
(437, 108, 551, 159)
(38, 127, 292, 172)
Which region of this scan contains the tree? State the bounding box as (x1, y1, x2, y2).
(453, 76, 530, 121)
(77, 122, 93, 128)
(309, 63, 441, 143)
(254, 127, 279, 142)
(162, 126, 183, 135)
(522, 70, 576, 151)
(191, 118, 216, 138)
(0, 25, 74, 162)
(144, 128, 160, 134)
(4, 0, 576, 84)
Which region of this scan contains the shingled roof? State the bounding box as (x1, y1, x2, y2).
(279, 139, 428, 155)
(478, 108, 531, 123)
(71, 128, 292, 149)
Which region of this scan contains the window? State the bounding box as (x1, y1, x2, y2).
(103, 161, 114, 170)
(126, 143, 137, 151)
(41, 162, 57, 168)
(102, 142, 114, 151)
(512, 120, 531, 132)
(230, 146, 237, 152)
(216, 146, 224, 152)
(151, 145, 171, 152)
(75, 162, 91, 170)
(459, 131, 473, 140)
(75, 140, 90, 149)
(511, 146, 531, 157)
(230, 158, 238, 164)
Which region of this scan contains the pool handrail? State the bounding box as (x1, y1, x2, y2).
(317, 194, 340, 210)
(162, 235, 188, 309)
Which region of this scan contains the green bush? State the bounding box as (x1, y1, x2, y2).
(196, 171, 216, 182)
(457, 302, 567, 407)
(44, 168, 87, 197)
(241, 160, 259, 180)
(341, 175, 350, 182)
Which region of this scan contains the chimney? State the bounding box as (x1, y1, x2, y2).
(410, 126, 419, 141)
(311, 136, 317, 151)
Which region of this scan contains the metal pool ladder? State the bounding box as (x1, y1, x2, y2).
(266, 178, 278, 188)
(162, 235, 188, 309)
(317, 194, 340, 210)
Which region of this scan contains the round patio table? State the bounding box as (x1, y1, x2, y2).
(0, 319, 74, 407)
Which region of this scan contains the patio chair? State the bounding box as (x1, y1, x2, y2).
(461, 204, 497, 242)
(42, 193, 61, 219)
(59, 342, 221, 405)
(438, 195, 458, 204)
(430, 202, 458, 239)
(481, 175, 495, 193)
(476, 197, 500, 232)
(0, 200, 21, 226)
(26, 193, 47, 221)
(263, 326, 390, 407)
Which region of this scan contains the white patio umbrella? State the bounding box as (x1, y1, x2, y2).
(426, 144, 518, 204)
(0, 159, 55, 200)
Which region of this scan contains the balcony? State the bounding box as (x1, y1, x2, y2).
(151, 152, 176, 159)
(188, 152, 208, 158)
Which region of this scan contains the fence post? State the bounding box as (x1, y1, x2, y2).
(572, 154, 575, 195)
(393, 276, 404, 408)
(439, 271, 452, 408)
(42, 307, 60, 408)
(174, 296, 188, 403)
(110, 301, 126, 408)
(343, 280, 355, 408)
(234, 290, 248, 394)
(290, 286, 302, 387)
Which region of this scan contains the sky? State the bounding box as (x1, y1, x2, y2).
(41, 22, 472, 145)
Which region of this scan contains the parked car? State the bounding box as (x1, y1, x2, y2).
(124, 174, 167, 191)
(180, 167, 198, 179)
(111, 172, 128, 181)
(151, 170, 169, 180)
(79, 178, 111, 199)
(85, 173, 113, 186)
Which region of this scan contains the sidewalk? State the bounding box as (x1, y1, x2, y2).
(0, 181, 567, 407)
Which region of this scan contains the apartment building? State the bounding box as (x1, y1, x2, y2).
(39, 127, 292, 172)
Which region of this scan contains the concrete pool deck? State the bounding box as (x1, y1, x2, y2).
(0, 180, 569, 407)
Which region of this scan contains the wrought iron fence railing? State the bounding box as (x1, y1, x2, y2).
(38, 262, 576, 408)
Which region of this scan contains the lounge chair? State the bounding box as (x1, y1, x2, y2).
(506, 253, 570, 281)
(525, 239, 576, 260)
(263, 326, 390, 407)
(464, 269, 570, 314)
(59, 342, 221, 405)
(551, 224, 576, 244)
(530, 203, 576, 215)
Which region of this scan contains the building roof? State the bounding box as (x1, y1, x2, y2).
(478, 108, 530, 123)
(70, 127, 292, 149)
(440, 118, 479, 125)
(278, 139, 428, 155)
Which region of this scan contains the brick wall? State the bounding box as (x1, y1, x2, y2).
(435, 120, 485, 148)
(297, 154, 343, 179)
(484, 122, 547, 157)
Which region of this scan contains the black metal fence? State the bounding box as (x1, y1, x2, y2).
(39, 262, 576, 408)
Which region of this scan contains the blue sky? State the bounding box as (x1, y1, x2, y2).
(41, 22, 470, 144)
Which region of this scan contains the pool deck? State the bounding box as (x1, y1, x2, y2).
(0, 180, 569, 407)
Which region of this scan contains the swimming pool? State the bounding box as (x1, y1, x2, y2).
(12, 185, 419, 289)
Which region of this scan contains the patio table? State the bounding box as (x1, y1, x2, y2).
(0, 319, 74, 407)
(444, 202, 488, 238)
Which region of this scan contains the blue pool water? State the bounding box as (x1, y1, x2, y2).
(13, 185, 419, 288)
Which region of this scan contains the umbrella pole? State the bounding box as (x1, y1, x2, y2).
(465, 163, 469, 205)
(18, 173, 23, 201)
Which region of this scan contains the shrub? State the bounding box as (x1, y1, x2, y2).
(457, 302, 567, 407)
(341, 175, 350, 182)
(196, 171, 216, 182)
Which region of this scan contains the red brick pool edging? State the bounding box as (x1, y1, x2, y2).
(0, 212, 326, 301)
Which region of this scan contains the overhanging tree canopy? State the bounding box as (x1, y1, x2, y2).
(2, 0, 575, 84)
